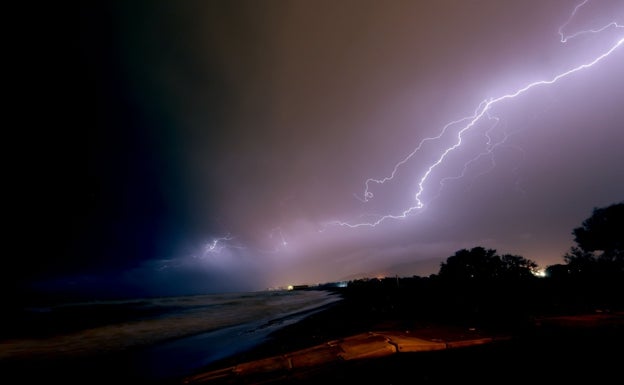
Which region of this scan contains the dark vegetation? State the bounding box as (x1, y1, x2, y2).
(329, 202, 623, 330)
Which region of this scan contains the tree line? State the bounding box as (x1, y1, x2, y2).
(337, 201, 623, 330)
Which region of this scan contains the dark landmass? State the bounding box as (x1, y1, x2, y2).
(179, 272, 624, 385)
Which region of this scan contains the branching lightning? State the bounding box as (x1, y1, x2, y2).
(203, 235, 236, 254)
(436, 117, 528, 199)
(184, 1, 622, 260)
(333, 0, 623, 228)
(558, 0, 623, 43)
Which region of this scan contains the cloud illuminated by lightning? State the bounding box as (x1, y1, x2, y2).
(203, 235, 236, 254)
(332, 0, 623, 229)
(269, 227, 289, 248)
(183, 1, 622, 259)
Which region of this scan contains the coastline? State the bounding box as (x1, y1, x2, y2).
(130, 292, 344, 383)
(0, 289, 342, 385)
(4, 285, 622, 385)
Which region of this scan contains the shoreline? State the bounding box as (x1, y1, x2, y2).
(0, 290, 344, 385)
(128, 292, 345, 383)
(4, 286, 622, 385)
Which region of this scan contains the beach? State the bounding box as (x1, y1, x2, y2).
(0, 290, 342, 385)
(3, 282, 622, 385)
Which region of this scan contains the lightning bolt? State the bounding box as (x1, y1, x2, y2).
(184, 1, 622, 260)
(558, 0, 623, 43)
(203, 235, 237, 255)
(156, 235, 244, 271)
(334, 0, 623, 228)
(197, 228, 290, 260)
(436, 115, 528, 199)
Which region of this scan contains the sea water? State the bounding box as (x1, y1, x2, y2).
(0, 289, 342, 383)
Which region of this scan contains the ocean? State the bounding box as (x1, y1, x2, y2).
(0, 289, 342, 384)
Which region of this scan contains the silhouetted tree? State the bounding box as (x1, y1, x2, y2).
(500, 254, 538, 280)
(435, 247, 539, 326)
(553, 202, 624, 310)
(563, 246, 598, 277)
(563, 202, 624, 279)
(544, 263, 568, 279)
(438, 247, 500, 281)
(572, 201, 623, 261)
(438, 247, 537, 281)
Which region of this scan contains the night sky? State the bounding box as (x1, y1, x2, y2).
(10, 0, 623, 301)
